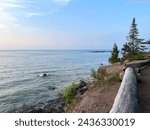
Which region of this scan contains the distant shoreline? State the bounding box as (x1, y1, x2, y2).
(88, 50, 112, 53)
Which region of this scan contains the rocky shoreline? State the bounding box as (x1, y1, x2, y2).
(10, 60, 133, 113)
(12, 63, 123, 113)
(11, 80, 90, 113)
(11, 61, 130, 113)
(18, 98, 67, 113)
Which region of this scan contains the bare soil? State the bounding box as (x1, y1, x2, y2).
(70, 83, 120, 113)
(69, 61, 150, 113)
(138, 64, 150, 113)
(69, 63, 123, 113)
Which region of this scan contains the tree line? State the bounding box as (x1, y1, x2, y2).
(109, 17, 150, 64)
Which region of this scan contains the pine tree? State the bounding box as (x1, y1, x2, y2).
(122, 17, 144, 57)
(109, 43, 120, 64)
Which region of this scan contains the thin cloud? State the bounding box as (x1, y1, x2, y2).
(26, 12, 42, 18)
(0, 11, 18, 29)
(53, 0, 71, 6)
(0, 0, 31, 29)
(0, 0, 72, 30)
(26, 8, 59, 18)
(0, 0, 27, 9)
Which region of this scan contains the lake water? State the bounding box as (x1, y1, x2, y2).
(0, 50, 111, 112)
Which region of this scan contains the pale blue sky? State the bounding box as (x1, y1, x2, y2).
(0, 0, 150, 50)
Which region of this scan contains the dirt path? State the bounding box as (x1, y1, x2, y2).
(70, 83, 120, 113)
(138, 64, 150, 113)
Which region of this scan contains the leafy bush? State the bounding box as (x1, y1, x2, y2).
(63, 83, 78, 105)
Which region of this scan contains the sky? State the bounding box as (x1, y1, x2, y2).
(0, 0, 150, 50)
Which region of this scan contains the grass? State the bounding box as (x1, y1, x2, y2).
(63, 83, 78, 105)
(57, 80, 87, 112)
(91, 67, 122, 85)
(91, 68, 107, 83)
(107, 73, 122, 83)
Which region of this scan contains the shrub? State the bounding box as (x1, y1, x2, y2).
(63, 83, 78, 105)
(123, 52, 145, 61)
(107, 73, 121, 83)
(91, 68, 107, 83)
(90, 69, 97, 79)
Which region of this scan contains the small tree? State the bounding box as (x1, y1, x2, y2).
(122, 17, 144, 57)
(109, 43, 120, 64)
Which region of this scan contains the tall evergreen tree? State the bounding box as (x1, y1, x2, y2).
(122, 17, 144, 57)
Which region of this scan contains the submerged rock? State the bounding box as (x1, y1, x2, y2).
(43, 74, 47, 77)
(47, 86, 56, 90)
(39, 73, 49, 77)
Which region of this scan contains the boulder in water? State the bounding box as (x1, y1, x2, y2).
(42, 73, 47, 77)
(39, 73, 48, 77)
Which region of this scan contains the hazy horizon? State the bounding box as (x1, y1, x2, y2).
(0, 48, 113, 51)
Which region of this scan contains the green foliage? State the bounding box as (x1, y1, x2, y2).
(63, 83, 78, 105)
(91, 68, 107, 83)
(109, 43, 120, 64)
(107, 73, 121, 83)
(123, 52, 145, 61)
(122, 17, 145, 59)
(90, 69, 97, 79)
(91, 68, 122, 85)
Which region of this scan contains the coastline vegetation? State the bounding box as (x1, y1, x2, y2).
(109, 17, 150, 64)
(60, 17, 150, 112)
(107, 72, 121, 83)
(59, 80, 88, 111)
(109, 43, 120, 64)
(91, 68, 121, 85)
(91, 68, 106, 84)
(63, 83, 78, 105)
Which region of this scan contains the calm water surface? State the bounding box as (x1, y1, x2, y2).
(0, 50, 111, 112)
